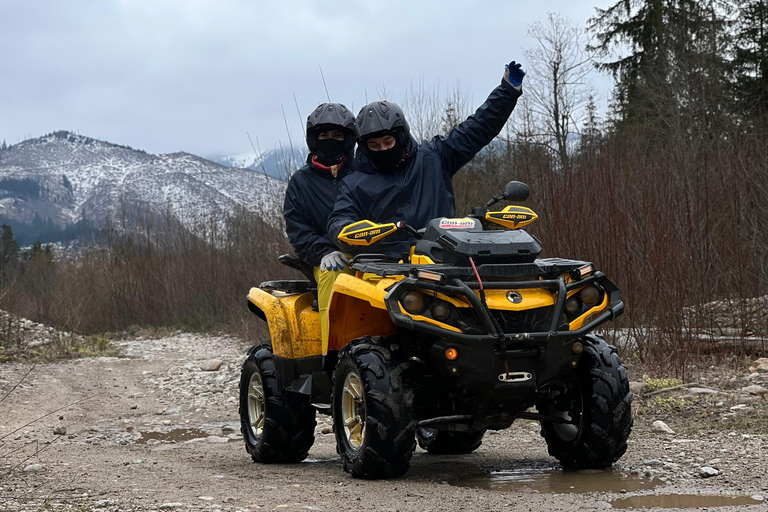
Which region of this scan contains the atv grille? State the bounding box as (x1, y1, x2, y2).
(491, 307, 553, 334)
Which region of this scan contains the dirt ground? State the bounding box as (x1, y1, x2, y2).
(1, 333, 767, 512)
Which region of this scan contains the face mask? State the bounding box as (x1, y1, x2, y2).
(367, 141, 405, 172)
(315, 138, 346, 164)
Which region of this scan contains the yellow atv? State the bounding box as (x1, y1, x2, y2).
(239, 181, 632, 479)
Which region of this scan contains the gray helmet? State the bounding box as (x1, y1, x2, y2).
(355, 101, 411, 143)
(306, 103, 356, 138)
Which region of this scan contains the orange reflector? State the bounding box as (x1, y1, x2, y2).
(417, 270, 444, 282)
(444, 347, 459, 361)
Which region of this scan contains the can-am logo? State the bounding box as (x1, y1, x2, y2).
(439, 218, 475, 229)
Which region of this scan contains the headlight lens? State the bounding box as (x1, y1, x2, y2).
(565, 297, 581, 314)
(402, 291, 426, 314)
(580, 285, 601, 305)
(432, 300, 453, 321)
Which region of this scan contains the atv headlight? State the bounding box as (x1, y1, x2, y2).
(432, 300, 453, 321)
(565, 297, 581, 314)
(580, 285, 601, 305)
(402, 291, 426, 314)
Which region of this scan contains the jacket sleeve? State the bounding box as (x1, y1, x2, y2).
(433, 79, 522, 176)
(326, 177, 366, 254)
(283, 177, 337, 266)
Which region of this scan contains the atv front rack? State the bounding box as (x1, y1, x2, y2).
(352, 257, 593, 281)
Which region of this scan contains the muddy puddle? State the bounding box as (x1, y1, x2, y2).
(136, 428, 229, 444)
(450, 467, 660, 494)
(610, 493, 765, 509)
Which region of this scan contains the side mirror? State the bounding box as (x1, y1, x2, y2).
(502, 181, 530, 202)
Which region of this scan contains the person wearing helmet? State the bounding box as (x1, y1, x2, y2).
(327, 61, 526, 260)
(283, 102, 357, 346)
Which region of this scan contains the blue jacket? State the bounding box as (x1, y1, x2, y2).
(283, 156, 353, 266)
(327, 79, 522, 260)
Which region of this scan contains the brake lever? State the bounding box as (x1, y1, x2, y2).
(395, 221, 422, 239)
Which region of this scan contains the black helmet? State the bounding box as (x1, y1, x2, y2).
(355, 101, 411, 144)
(306, 103, 357, 163)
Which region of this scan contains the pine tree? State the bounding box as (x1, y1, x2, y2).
(588, 0, 731, 130)
(0, 224, 20, 284)
(733, 0, 768, 115)
(582, 95, 603, 146)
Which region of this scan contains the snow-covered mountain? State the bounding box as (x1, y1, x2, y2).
(208, 146, 307, 180)
(0, 131, 286, 242)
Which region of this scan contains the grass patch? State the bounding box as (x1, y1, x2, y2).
(0, 332, 119, 364)
(642, 374, 684, 392)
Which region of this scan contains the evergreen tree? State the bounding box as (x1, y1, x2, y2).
(589, 0, 731, 130)
(583, 95, 603, 146)
(0, 224, 20, 284)
(733, 0, 768, 114)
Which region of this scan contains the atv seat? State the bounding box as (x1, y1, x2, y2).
(275, 255, 318, 310)
(278, 254, 317, 286)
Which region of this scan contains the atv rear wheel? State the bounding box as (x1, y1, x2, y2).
(332, 338, 415, 479)
(239, 344, 316, 463)
(539, 334, 633, 469)
(416, 428, 486, 454)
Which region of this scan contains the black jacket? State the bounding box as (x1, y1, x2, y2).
(327, 79, 522, 260)
(283, 156, 353, 266)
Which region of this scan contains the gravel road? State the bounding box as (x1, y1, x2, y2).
(1, 333, 766, 511)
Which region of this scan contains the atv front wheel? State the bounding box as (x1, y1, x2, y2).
(416, 428, 486, 454)
(238, 344, 316, 463)
(539, 334, 633, 469)
(332, 338, 415, 479)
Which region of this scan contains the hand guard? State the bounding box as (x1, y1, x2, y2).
(320, 251, 349, 272)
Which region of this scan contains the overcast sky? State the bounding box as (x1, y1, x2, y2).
(1, 0, 613, 158)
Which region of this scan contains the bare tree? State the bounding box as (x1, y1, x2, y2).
(523, 13, 593, 170)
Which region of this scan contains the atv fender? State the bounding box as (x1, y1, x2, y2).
(326, 274, 398, 353)
(247, 287, 322, 389)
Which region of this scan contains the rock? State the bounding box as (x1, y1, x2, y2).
(206, 435, 229, 443)
(644, 459, 663, 466)
(53, 426, 67, 435)
(221, 425, 236, 434)
(688, 387, 719, 395)
(730, 404, 749, 411)
(163, 406, 181, 415)
(321, 426, 333, 435)
(159, 503, 185, 510)
(749, 358, 768, 373)
(201, 359, 223, 372)
(699, 466, 719, 478)
(741, 385, 768, 396)
(629, 381, 649, 395)
(652, 420, 675, 434)
(23, 463, 44, 472)
(747, 373, 761, 381)
(757, 364, 768, 374)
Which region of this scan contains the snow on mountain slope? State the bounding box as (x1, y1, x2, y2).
(208, 146, 307, 180)
(0, 131, 285, 233)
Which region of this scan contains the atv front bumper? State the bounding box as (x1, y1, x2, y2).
(384, 271, 623, 387)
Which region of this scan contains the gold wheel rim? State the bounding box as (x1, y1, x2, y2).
(247, 372, 265, 437)
(342, 371, 366, 449)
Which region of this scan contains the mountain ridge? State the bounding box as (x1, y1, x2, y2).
(0, 131, 286, 243)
